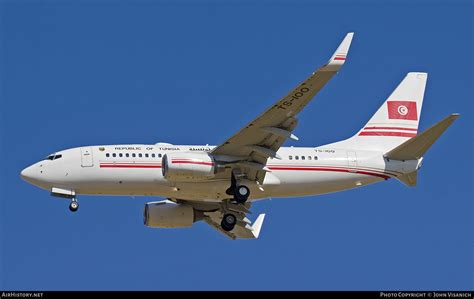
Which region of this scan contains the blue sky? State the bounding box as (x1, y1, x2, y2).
(0, 0, 472, 291)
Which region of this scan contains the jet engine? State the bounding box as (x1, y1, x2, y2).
(162, 152, 216, 181)
(144, 201, 195, 228)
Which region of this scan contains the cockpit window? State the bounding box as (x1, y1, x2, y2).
(45, 154, 62, 160)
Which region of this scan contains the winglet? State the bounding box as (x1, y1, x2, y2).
(251, 214, 266, 239)
(322, 32, 354, 72)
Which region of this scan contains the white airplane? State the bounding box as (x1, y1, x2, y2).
(21, 33, 458, 239)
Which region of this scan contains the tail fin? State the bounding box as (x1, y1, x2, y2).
(385, 113, 459, 161)
(341, 72, 428, 151)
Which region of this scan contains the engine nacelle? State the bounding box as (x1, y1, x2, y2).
(162, 152, 216, 182)
(144, 201, 194, 228)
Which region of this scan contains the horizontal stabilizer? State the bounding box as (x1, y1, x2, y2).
(385, 113, 459, 161)
(397, 171, 417, 187)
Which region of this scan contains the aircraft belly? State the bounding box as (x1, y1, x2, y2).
(267, 170, 384, 198)
(72, 167, 169, 196)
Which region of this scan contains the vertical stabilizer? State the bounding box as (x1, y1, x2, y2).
(335, 72, 428, 151)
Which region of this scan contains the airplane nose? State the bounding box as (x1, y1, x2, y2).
(20, 162, 52, 190)
(20, 165, 36, 183)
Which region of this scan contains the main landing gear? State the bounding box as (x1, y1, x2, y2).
(220, 193, 252, 232)
(234, 185, 250, 203)
(221, 213, 237, 231)
(226, 172, 250, 204)
(219, 202, 251, 232)
(69, 198, 79, 212)
(220, 172, 252, 231)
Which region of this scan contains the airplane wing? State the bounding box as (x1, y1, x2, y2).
(184, 200, 265, 239)
(211, 32, 354, 183)
(203, 209, 266, 240)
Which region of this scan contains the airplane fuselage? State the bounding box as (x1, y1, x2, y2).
(21, 143, 420, 203)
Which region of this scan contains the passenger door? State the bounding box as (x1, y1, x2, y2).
(80, 147, 94, 167)
(347, 150, 357, 167)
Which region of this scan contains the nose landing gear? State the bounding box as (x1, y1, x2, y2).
(69, 198, 79, 212)
(50, 188, 78, 212)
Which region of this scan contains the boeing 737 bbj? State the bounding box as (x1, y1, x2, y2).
(21, 33, 458, 239)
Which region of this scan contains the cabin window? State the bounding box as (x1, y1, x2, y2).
(139, 153, 142, 158)
(106, 153, 110, 157)
(314, 156, 318, 160)
(152, 153, 156, 158)
(145, 153, 149, 158)
(308, 156, 312, 160)
(158, 154, 162, 158)
(126, 153, 129, 157)
(295, 156, 299, 160)
(289, 156, 293, 160)
(132, 153, 136, 158)
(119, 153, 123, 157)
(301, 156, 305, 160)
(112, 153, 116, 157)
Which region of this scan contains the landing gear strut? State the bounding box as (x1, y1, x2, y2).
(69, 198, 79, 212)
(221, 213, 237, 231)
(226, 172, 250, 204)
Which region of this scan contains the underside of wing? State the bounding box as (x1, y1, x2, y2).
(189, 200, 266, 239)
(145, 199, 266, 240)
(203, 210, 266, 240)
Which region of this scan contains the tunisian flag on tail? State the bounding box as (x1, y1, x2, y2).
(387, 101, 418, 120)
